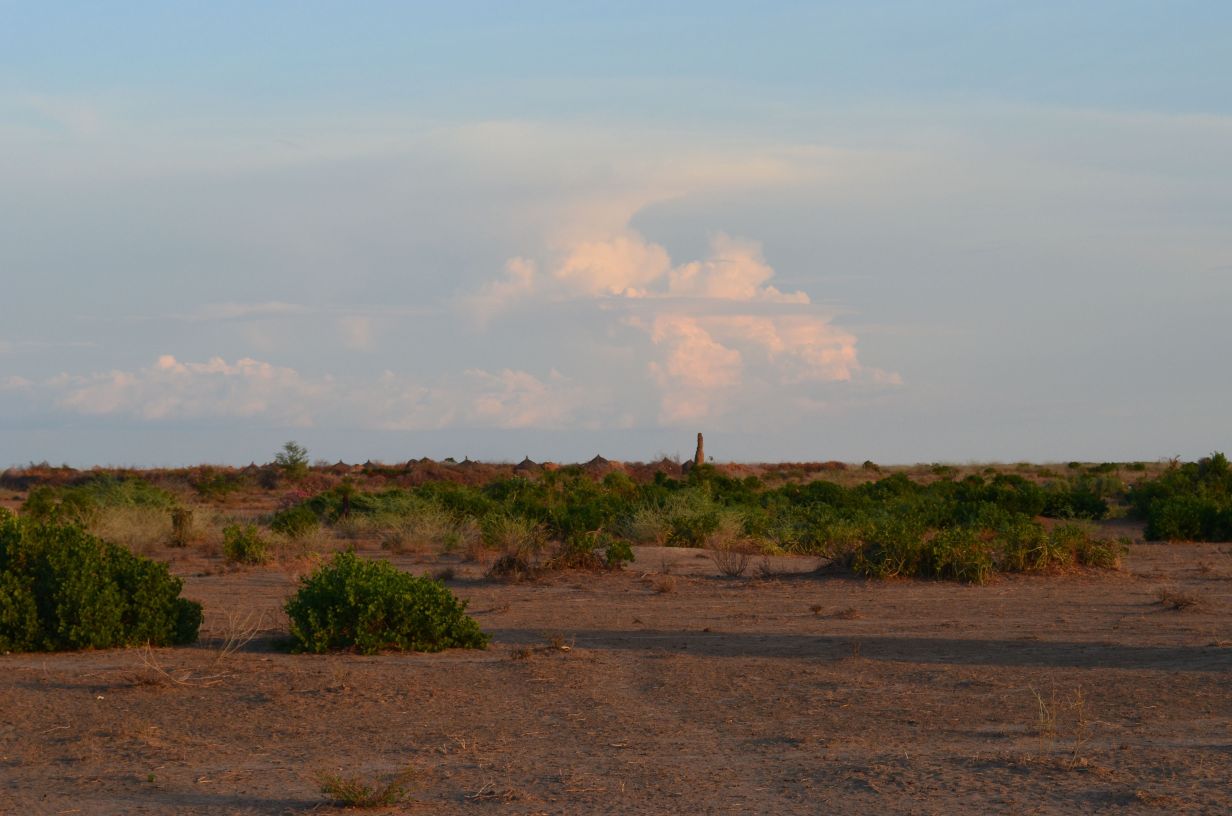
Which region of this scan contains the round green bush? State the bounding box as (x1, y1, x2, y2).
(284, 551, 490, 654)
(0, 511, 202, 652)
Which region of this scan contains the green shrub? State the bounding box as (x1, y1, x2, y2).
(603, 536, 634, 568)
(918, 527, 991, 583)
(1073, 533, 1128, 569)
(269, 505, 319, 539)
(546, 531, 633, 570)
(21, 476, 179, 527)
(852, 515, 926, 579)
(0, 513, 201, 652)
(996, 517, 1053, 572)
(189, 467, 245, 499)
(222, 523, 270, 565)
(1130, 453, 1232, 541)
(480, 513, 547, 558)
(663, 489, 724, 547)
(284, 551, 489, 654)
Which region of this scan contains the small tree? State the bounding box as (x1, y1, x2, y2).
(274, 440, 310, 480)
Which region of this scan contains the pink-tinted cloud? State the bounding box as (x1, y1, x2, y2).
(554, 233, 672, 297)
(468, 228, 897, 425)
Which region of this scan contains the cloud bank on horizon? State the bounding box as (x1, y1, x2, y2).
(1, 3, 1231, 465)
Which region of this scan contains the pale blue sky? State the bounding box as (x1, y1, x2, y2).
(2, 2, 1230, 465)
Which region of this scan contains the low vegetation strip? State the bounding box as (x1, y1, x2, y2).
(5, 451, 1227, 593)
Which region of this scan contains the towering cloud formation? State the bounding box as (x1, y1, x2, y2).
(473, 229, 894, 423)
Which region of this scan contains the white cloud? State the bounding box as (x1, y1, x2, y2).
(464, 257, 539, 323)
(54, 355, 326, 426)
(362, 367, 602, 431)
(467, 229, 896, 425)
(11, 354, 602, 432)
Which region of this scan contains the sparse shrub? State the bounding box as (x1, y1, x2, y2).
(189, 467, 244, 500)
(378, 505, 455, 554)
(317, 768, 415, 808)
(481, 513, 547, 560)
(1073, 534, 1128, 569)
(269, 505, 319, 539)
(222, 523, 269, 565)
(170, 508, 194, 548)
(442, 517, 481, 553)
(0, 512, 202, 652)
(651, 574, 677, 593)
(284, 551, 489, 654)
(90, 506, 173, 555)
(1154, 586, 1200, 611)
(622, 505, 672, 546)
(708, 539, 755, 577)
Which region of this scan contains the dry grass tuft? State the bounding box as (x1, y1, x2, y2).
(651, 574, 678, 593)
(131, 608, 266, 688)
(1154, 587, 1201, 611)
(316, 767, 415, 808)
(89, 506, 172, 555)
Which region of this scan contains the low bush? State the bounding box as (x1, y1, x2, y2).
(923, 526, 994, 584)
(222, 523, 269, 565)
(0, 511, 202, 652)
(851, 515, 927, 580)
(284, 551, 489, 654)
(269, 505, 319, 539)
(481, 513, 547, 559)
(1130, 453, 1232, 541)
(545, 531, 633, 571)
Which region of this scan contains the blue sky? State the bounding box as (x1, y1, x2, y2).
(2, 2, 1230, 465)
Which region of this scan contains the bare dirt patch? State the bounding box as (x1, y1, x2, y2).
(2, 541, 1230, 815)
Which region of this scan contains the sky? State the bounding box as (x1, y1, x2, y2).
(2, 1, 1230, 466)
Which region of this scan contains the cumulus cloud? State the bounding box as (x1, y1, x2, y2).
(464, 257, 539, 323)
(555, 234, 672, 297)
(467, 229, 897, 424)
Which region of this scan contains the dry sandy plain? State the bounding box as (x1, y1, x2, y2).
(2, 530, 1230, 815)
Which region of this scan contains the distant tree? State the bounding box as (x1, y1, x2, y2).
(274, 440, 310, 480)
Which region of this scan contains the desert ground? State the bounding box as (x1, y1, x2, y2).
(2, 522, 1230, 815)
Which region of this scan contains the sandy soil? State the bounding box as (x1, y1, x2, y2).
(2, 539, 1230, 815)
